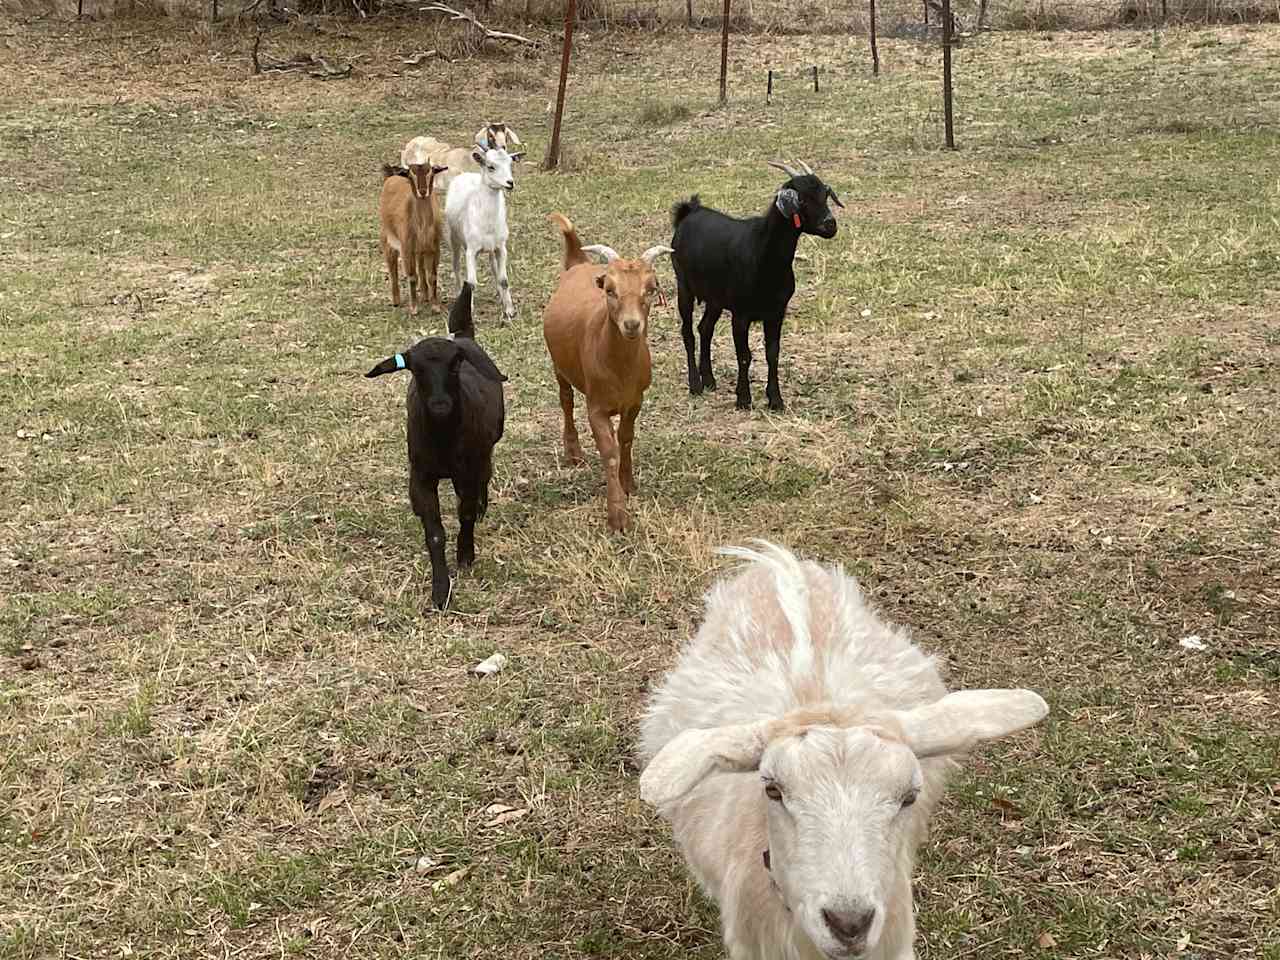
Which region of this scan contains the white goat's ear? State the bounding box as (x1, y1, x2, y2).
(471, 148, 486, 165)
(640, 722, 771, 811)
(893, 689, 1049, 759)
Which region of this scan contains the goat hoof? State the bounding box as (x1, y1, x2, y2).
(688, 381, 704, 396)
(431, 592, 451, 611)
(607, 509, 630, 532)
(563, 447, 586, 467)
(702, 375, 717, 391)
(735, 397, 753, 411)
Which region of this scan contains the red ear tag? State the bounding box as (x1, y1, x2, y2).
(792, 213, 802, 228)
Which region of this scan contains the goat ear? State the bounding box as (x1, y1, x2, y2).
(472, 148, 486, 165)
(365, 353, 409, 378)
(640, 722, 773, 812)
(456, 340, 508, 383)
(891, 689, 1049, 759)
(774, 187, 801, 219)
(509, 151, 526, 162)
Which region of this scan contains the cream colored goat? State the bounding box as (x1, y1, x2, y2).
(639, 542, 1050, 960)
(401, 123, 522, 193)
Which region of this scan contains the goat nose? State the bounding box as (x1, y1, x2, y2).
(822, 906, 875, 946)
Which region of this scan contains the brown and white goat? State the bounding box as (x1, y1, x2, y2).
(542, 212, 673, 532)
(379, 161, 448, 314)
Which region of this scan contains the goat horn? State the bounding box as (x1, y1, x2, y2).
(582, 243, 620, 263)
(504, 126, 522, 145)
(797, 160, 814, 175)
(640, 245, 674, 265)
(767, 160, 802, 179)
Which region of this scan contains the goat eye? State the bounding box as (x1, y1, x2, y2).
(764, 783, 783, 802)
(901, 789, 919, 808)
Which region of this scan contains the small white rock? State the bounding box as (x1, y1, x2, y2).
(1179, 635, 1207, 652)
(470, 653, 508, 676)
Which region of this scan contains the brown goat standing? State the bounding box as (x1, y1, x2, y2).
(543, 213, 673, 532)
(379, 161, 448, 314)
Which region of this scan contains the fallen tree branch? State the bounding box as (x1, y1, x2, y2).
(419, 2, 540, 46)
(250, 35, 353, 78)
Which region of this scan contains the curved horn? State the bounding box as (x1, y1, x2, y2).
(767, 160, 801, 178)
(797, 160, 814, 175)
(582, 243, 620, 263)
(504, 126, 522, 146)
(640, 244, 674, 265)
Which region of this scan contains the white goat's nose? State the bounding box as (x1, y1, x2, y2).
(822, 905, 875, 946)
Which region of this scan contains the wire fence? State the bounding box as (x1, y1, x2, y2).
(17, 0, 1280, 34)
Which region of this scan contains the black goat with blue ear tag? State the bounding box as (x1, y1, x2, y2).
(670, 159, 842, 412)
(365, 325, 507, 611)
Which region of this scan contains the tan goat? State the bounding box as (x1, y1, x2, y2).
(401, 123, 522, 193)
(543, 212, 673, 532)
(378, 161, 448, 314)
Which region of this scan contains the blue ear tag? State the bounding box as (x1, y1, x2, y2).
(394, 353, 406, 370)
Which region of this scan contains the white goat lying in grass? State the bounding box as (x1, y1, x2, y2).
(639, 541, 1049, 960)
(444, 143, 523, 321)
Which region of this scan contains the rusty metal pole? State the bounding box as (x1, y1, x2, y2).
(869, 0, 880, 75)
(718, 0, 730, 104)
(544, 0, 575, 170)
(942, 0, 955, 148)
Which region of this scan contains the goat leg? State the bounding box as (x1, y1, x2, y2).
(762, 314, 785, 412)
(411, 475, 452, 609)
(557, 372, 586, 466)
(493, 245, 516, 321)
(677, 283, 702, 395)
(732, 317, 754, 410)
(406, 258, 421, 316)
(588, 405, 628, 532)
(450, 227, 464, 292)
(618, 402, 641, 496)
(454, 480, 479, 570)
(383, 240, 401, 307)
(697, 304, 722, 391)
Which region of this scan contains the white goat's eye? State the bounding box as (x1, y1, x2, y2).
(901, 789, 919, 808)
(764, 782, 783, 802)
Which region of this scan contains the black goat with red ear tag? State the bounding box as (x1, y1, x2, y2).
(669, 160, 841, 413)
(365, 326, 507, 611)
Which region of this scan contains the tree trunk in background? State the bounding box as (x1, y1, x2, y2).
(544, 0, 575, 170)
(869, 0, 880, 74)
(942, 0, 955, 147)
(718, 0, 730, 104)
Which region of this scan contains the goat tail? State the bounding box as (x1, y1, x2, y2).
(547, 212, 589, 271)
(671, 195, 702, 231)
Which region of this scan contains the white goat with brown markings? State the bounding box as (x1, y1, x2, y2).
(639, 542, 1050, 960)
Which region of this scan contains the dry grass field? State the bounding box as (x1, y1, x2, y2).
(1, 11, 1278, 960)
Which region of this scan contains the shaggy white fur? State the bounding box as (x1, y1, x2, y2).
(639, 541, 1049, 960)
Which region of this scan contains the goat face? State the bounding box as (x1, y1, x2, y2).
(470, 146, 523, 193)
(365, 337, 507, 425)
(594, 261, 660, 341)
(774, 173, 842, 239)
(406, 162, 449, 199)
(758, 726, 921, 959)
